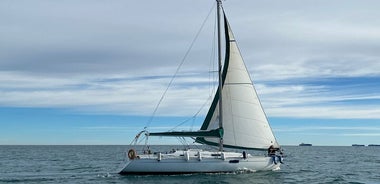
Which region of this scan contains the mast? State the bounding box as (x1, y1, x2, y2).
(216, 0, 223, 151)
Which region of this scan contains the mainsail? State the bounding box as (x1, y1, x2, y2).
(150, 11, 279, 150)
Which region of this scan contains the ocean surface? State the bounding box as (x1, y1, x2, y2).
(0, 145, 379, 183)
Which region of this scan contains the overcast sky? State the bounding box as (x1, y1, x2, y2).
(1, 0, 380, 145)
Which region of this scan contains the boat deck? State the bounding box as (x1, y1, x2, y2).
(130, 149, 263, 161)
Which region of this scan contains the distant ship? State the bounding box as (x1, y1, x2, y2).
(368, 144, 380, 147)
(352, 144, 365, 147)
(299, 143, 312, 146)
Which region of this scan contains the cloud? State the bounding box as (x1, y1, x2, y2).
(0, 0, 217, 77)
(270, 106, 380, 119)
(341, 133, 380, 137)
(275, 126, 380, 132)
(1, 71, 379, 119)
(1, 0, 380, 120)
(0, 71, 215, 116)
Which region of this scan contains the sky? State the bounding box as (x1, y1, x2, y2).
(1, 0, 380, 146)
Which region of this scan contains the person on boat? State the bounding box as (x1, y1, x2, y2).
(278, 149, 284, 164)
(268, 145, 283, 164)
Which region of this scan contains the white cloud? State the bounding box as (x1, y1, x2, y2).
(2, 70, 379, 119)
(0, 71, 214, 116)
(341, 133, 380, 137)
(272, 106, 380, 119)
(1, 0, 380, 120)
(275, 126, 380, 132)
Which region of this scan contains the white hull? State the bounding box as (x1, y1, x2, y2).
(118, 150, 281, 175)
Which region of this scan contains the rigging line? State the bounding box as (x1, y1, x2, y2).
(190, 118, 195, 131)
(144, 3, 216, 130)
(168, 94, 213, 132)
(169, 4, 217, 133)
(209, 6, 218, 101)
(176, 137, 187, 147)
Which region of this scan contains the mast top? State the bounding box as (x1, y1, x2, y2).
(216, 0, 222, 7)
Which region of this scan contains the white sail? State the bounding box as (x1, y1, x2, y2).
(198, 15, 279, 150)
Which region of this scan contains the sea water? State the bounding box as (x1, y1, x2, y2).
(0, 145, 379, 183)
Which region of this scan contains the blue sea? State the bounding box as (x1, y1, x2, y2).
(0, 145, 379, 183)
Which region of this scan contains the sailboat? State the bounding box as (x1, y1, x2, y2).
(118, 0, 282, 175)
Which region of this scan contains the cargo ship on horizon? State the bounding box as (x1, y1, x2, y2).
(299, 143, 312, 146)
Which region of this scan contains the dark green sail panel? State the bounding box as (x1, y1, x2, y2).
(149, 128, 223, 138)
(195, 12, 231, 145)
(148, 12, 230, 140)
